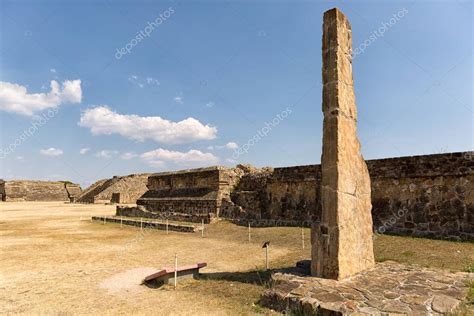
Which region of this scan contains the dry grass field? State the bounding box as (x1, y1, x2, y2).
(1, 202, 473, 315)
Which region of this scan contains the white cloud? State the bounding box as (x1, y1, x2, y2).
(129, 75, 159, 88)
(208, 142, 239, 150)
(174, 95, 183, 104)
(145, 160, 165, 168)
(0, 79, 82, 116)
(79, 106, 217, 144)
(16, 156, 24, 161)
(79, 148, 90, 155)
(146, 77, 160, 86)
(40, 147, 63, 156)
(95, 150, 118, 159)
(225, 142, 238, 149)
(226, 158, 237, 163)
(140, 148, 218, 168)
(206, 102, 214, 108)
(50, 68, 57, 73)
(120, 152, 138, 160)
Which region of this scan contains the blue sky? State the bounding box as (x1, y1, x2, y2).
(0, 0, 472, 187)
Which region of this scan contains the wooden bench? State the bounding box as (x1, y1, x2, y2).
(142, 262, 207, 287)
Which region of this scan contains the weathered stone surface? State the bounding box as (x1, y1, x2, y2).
(0, 180, 81, 201)
(77, 173, 150, 204)
(116, 166, 254, 222)
(221, 151, 473, 240)
(105, 151, 473, 240)
(137, 166, 238, 218)
(260, 261, 474, 315)
(312, 8, 374, 279)
(85, 150, 473, 240)
(65, 183, 82, 202)
(431, 294, 461, 313)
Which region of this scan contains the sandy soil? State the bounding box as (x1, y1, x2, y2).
(1, 202, 472, 315)
(0, 202, 309, 315)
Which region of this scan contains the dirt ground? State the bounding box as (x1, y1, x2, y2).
(1, 202, 473, 315)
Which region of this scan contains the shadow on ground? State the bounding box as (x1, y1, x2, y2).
(200, 262, 310, 287)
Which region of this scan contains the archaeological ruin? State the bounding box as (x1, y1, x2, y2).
(2, 152, 471, 242)
(0, 179, 81, 202)
(112, 151, 473, 241)
(3, 2, 472, 315)
(76, 173, 150, 204)
(259, 8, 473, 314)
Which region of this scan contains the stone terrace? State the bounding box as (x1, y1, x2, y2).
(261, 261, 474, 315)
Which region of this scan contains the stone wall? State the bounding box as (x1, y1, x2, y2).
(0, 180, 81, 202)
(266, 165, 321, 223)
(0, 179, 5, 201)
(111, 152, 472, 240)
(369, 153, 473, 241)
(135, 166, 240, 220)
(220, 167, 273, 219)
(226, 152, 473, 241)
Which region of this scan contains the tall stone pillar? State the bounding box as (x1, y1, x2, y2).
(311, 8, 375, 280)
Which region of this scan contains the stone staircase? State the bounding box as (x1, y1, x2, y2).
(77, 177, 120, 203)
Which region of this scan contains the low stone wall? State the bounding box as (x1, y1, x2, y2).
(92, 216, 196, 232)
(226, 152, 473, 241)
(109, 152, 472, 240)
(0, 180, 81, 202)
(116, 205, 215, 223)
(369, 153, 473, 241)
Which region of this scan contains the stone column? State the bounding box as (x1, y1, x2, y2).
(311, 8, 375, 280)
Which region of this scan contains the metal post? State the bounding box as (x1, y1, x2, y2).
(248, 223, 251, 242)
(166, 219, 169, 234)
(302, 226, 305, 249)
(201, 219, 204, 238)
(174, 253, 178, 289)
(265, 246, 269, 270)
(103, 216, 106, 225)
(120, 216, 123, 228)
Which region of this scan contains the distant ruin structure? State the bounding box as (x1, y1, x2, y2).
(311, 8, 374, 279)
(76, 173, 150, 204)
(111, 152, 473, 241)
(117, 166, 245, 222)
(0, 180, 81, 202)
